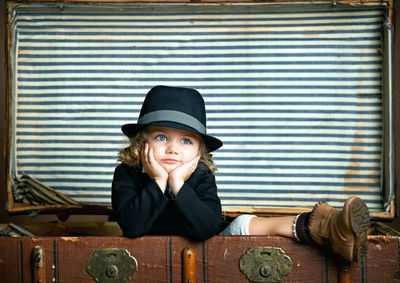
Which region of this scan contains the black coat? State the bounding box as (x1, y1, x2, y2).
(112, 163, 223, 241)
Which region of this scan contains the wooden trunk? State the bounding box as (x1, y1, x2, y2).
(1, 1, 399, 283)
(0, 235, 398, 282)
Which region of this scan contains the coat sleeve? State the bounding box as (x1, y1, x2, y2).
(172, 169, 222, 241)
(111, 164, 169, 238)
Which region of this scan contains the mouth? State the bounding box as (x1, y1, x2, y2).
(162, 159, 180, 164)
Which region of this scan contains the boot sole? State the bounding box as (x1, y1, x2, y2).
(348, 197, 370, 262)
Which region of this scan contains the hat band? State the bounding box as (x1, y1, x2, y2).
(138, 110, 206, 134)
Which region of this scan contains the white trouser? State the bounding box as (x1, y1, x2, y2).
(219, 214, 256, 236)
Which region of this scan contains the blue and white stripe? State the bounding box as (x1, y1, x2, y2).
(11, 3, 387, 212)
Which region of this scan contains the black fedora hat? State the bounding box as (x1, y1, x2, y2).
(122, 85, 223, 152)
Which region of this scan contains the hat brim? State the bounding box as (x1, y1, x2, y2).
(122, 121, 223, 152)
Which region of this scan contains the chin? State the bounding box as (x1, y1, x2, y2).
(162, 165, 178, 173)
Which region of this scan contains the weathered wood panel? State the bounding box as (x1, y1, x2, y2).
(0, 235, 397, 282)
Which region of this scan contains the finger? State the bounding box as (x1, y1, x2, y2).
(147, 146, 166, 174)
(182, 156, 199, 175)
(142, 143, 149, 165)
(191, 155, 201, 169)
(143, 144, 154, 171)
(148, 146, 157, 166)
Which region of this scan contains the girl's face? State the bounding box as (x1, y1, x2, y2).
(144, 126, 201, 173)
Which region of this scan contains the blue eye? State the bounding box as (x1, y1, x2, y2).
(156, 135, 167, 141)
(181, 138, 191, 145)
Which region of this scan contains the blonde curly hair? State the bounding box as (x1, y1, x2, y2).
(118, 128, 217, 173)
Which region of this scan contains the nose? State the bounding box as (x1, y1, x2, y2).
(166, 140, 178, 154)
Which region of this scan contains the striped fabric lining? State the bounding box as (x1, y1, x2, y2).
(12, 174, 81, 206)
(10, 3, 388, 212)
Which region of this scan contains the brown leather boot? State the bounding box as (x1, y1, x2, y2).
(308, 196, 370, 262)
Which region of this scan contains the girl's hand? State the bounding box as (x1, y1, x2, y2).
(168, 154, 201, 196)
(141, 143, 168, 192)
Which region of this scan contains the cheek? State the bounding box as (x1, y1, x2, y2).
(147, 142, 162, 160)
(183, 147, 200, 162)
(151, 148, 163, 162)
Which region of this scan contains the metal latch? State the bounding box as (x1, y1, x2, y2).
(86, 248, 138, 283)
(32, 246, 46, 283)
(239, 246, 292, 283)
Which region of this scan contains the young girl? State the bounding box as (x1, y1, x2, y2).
(112, 85, 370, 262)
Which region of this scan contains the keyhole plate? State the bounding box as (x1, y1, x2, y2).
(239, 246, 292, 283)
(86, 248, 137, 283)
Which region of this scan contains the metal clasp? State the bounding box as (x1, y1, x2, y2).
(86, 248, 137, 283)
(239, 246, 292, 282)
